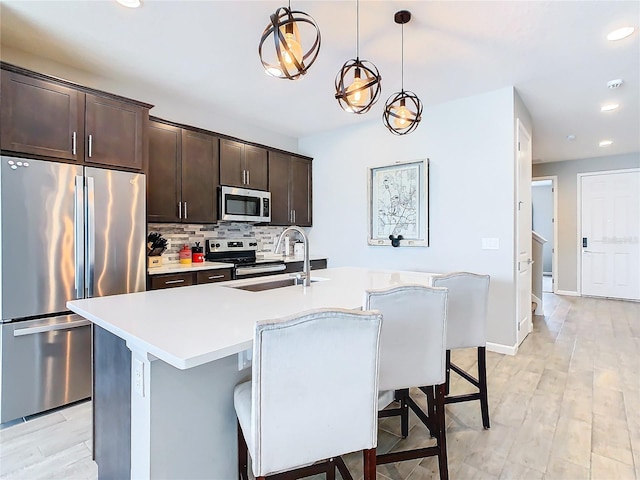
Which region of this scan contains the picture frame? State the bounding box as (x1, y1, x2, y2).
(367, 159, 429, 247)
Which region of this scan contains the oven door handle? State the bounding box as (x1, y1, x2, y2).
(235, 264, 287, 276)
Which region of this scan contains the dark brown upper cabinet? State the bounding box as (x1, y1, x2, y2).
(0, 69, 84, 161)
(147, 119, 219, 224)
(181, 129, 219, 223)
(268, 152, 312, 227)
(85, 94, 145, 170)
(219, 139, 268, 191)
(148, 121, 181, 222)
(0, 64, 150, 171)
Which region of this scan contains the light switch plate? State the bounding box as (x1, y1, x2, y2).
(482, 238, 500, 250)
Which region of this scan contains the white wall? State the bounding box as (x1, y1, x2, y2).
(0, 46, 299, 153)
(300, 87, 519, 349)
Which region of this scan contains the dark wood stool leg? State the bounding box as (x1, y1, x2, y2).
(445, 350, 451, 395)
(237, 420, 249, 480)
(327, 458, 336, 480)
(435, 384, 449, 480)
(363, 448, 376, 480)
(400, 388, 410, 438)
(478, 346, 490, 429)
(425, 384, 436, 437)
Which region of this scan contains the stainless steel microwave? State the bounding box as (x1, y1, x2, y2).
(219, 186, 271, 222)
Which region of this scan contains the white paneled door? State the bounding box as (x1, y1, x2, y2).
(581, 170, 640, 300)
(516, 120, 533, 346)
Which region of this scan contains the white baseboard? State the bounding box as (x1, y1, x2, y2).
(556, 290, 580, 297)
(532, 293, 543, 315)
(486, 342, 517, 356)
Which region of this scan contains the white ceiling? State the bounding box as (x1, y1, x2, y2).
(1, 1, 638, 163)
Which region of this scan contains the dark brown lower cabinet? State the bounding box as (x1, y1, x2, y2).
(284, 259, 327, 274)
(148, 268, 233, 290)
(93, 325, 131, 479)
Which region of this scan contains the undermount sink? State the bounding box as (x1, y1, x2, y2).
(229, 277, 324, 292)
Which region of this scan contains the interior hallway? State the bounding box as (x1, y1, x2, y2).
(1, 292, 638, 479)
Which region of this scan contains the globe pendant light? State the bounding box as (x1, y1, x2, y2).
(334, 0, 382, 113)
(383, 10, 423, 135)
(258, 2, 321, 80)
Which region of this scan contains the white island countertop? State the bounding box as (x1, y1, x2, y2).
(67, 267, 434, 370)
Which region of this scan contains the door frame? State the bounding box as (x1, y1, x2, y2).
(532, 175, 558, 294)
(576, 167, 640, 296)
(515, 118, 533, 347)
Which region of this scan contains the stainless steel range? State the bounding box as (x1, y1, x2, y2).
(205, 238, 286, 278)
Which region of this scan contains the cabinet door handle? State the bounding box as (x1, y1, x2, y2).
(184, 201, 188, 219)
(242, 170, 246, 185)
(178, 201, 182, 219)
(88, 134, 93, 158)
(246, 170, 250, 185)
(292, 209, 296, 224)
(72, 132, 77, 155)
(165, 279, 185, 285)
(208, 274, 225, 280)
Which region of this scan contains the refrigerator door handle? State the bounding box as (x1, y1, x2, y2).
(74, 176, 85, 299)
(13, 319, 91, 337)
(86, 176, 96, 298)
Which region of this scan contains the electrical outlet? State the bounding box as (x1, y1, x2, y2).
(238, 349, 253, 371)
(134, 359, 144, 397)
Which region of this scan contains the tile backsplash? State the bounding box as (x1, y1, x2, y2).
(148, 223, 292, 262)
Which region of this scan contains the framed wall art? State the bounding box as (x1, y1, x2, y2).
(367, 159, 429, 247)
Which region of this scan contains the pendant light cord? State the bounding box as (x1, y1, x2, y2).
(356, 0, 360, 59)
(401, 22, 404, 90)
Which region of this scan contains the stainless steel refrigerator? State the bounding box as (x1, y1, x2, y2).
(0, 156, 146, 423)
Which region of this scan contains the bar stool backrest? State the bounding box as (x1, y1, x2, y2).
(364, 285, 448, 392)
(250, 308, 383, 476)
(432, 272, 490, 350)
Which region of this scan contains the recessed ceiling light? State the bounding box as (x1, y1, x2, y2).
(599, 140, 613, 147)
(116, 0, 141, 8)
(607, 26, 635, 41)
(601, 103, 619, 112)
(566, 134, 576, 141)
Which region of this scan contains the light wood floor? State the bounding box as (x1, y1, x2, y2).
(1, 292, 638, 480)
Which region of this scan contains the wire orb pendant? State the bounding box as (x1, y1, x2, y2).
(258, 6, 321, 80)
(335, 58, 382, 114)
(382, 90, 423, 135)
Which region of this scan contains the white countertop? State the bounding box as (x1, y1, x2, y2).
(147, 261, 233, 275)
(67, 267, 433, 370)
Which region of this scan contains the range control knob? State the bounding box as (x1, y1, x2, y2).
(250, 242, 257, 246)
(215, 243, 221, 248)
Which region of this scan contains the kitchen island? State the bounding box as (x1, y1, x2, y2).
(68, 267, 436, 479)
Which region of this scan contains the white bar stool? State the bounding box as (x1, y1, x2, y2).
(364, 285, 449, 480)
(234, 308, 383, 480)
(432, 272, 491, 429)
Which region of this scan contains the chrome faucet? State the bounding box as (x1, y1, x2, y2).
(275, 226, 310, 287)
